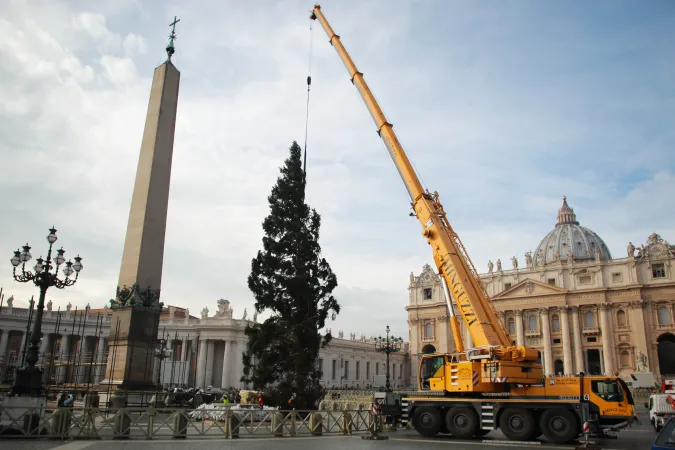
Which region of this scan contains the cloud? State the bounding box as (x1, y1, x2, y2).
(0, 0, 673, 341)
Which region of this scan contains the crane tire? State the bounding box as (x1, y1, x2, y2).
(445, 406, 479, 439)
(540, 408, 579, 444)
(411, 406, 442, 438)
(499, 408, 537, 441)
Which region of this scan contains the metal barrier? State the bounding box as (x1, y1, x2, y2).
(0, 405, 383, 439)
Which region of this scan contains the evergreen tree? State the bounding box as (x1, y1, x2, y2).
(241, 141, 339, 409)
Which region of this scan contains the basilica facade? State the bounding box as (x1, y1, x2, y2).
(406, 197, 675, 385)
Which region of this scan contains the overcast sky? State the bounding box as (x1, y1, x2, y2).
(1, 0, 673, 340)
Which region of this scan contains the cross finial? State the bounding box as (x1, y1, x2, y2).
(166, 16, 180, 61)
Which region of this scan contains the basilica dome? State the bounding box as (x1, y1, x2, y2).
(532, 197, 612, 267)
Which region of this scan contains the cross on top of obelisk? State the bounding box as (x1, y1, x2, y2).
(166, 16, 180, 61)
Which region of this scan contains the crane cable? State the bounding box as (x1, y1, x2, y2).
(303, 19, 314, 181)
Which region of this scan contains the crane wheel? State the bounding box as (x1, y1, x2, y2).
(445, 406, 479, 439)
(540, 408, 579, 444)
(499, 408, 537, 441)
(411, 406, 442, 438)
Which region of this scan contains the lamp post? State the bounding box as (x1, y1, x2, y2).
(374, 325, 403, 392)
(9, 227, 83, 396)
(155, 337, 171, 387)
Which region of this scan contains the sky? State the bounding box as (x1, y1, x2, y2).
(0, 0, 674, 340)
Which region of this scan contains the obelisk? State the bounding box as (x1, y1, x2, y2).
(102, 18, 181, 400)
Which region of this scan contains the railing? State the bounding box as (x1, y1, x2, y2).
(0, 405, 385, 439)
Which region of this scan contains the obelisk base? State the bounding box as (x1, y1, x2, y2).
(99, 307, 161, 407)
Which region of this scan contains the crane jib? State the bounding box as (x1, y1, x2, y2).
(442, 258, 476, 327)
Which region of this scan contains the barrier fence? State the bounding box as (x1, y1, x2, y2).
(0, 405, 385, 440)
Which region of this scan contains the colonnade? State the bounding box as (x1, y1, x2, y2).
(496, 305, 635, 376)
(195, 338, 244, 389)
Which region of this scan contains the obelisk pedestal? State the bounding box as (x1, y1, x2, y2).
(100, 32, 181, 407)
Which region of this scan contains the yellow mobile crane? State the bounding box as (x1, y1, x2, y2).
(310, 5, 637, 444)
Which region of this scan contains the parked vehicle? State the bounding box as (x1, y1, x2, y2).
(653, 416, 675, 450)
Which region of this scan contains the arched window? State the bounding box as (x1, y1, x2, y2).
(424, 322, 433, 339)
(659, 307, 671, 326)
(617, 310, 627, 328)
(554, 359, 564, 375)
(551, 314, 560, 332)
(620, 350, 631, 368)
(507, 317, 515, 334)
(528, 315, 537, 331)
(584, 311, 595, 329)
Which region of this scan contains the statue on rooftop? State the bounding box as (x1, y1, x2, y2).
(627, 242, 635, 258)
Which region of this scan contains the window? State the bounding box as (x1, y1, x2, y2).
(658, 307, 671, 325)
(376, 363, 380, 375)
(392, 363, 396, 380)
(612, 272, 622, 283)
(617, 310, 627, 328)
(504, 282, 512, 290)
(420, 356, 444, 389)
(579, 275, 592, 285)
(587, 337, 597, 343)
(318, 358, 323, 372)
(332, 360, 337, 380)
(620, 350, 630, 368)
(507, 317, 515, 334)
(400, 365, 403, 379)
(356, 361, 360, 380)
(653, 263, 666, 279)
(423, 288, 433, 300)
(551, 314, 560, 331)
(344, 361, 349, 380)
(591, 379, 624, 403)
(584, 311, 595, 328)
(424, 322, 433, 339)
(547, 278, 556, 286)
(528, 315, 537, 331)
(553, 338, 561, 344)
(366, 362, 370, 379)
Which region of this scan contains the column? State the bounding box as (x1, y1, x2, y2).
(515, 310, 525, 346)
(0, 331, 9, 359)
(181, 338, 189, 362)
(0, 331, 9, 380)
(205, 340, 215, 387)
(222, 341, 232, 388)
(570, 306, 585, 373)
(233, 341, 244, 389)
(39, 333, 50, 356)
(58, 334, 71, 383)
(196, 339, 208, 388)
(96, 337, 106, 382)
(629, 300, 650, 371)
(599, 304, 615, 374)
(559, 306, 573, 375)
(539, 308, 554, 376)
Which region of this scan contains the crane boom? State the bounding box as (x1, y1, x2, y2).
(311, 5, 521, 355)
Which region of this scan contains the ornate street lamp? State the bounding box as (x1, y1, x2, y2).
(9, 226, 83, 396)
(374, 325, 403, 392)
